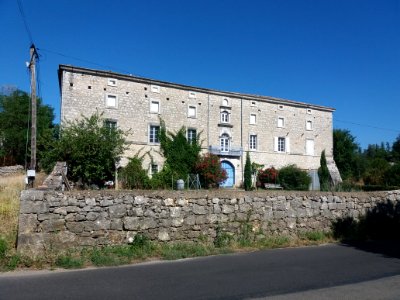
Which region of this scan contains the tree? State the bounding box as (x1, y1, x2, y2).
(158, 120, 202, 182)
(42, 112, 127, 187)
(196, 153, 227, 188)
(318, 150, 330, 191)
(0, 90, 54, 166)
(393, 135, 400, 162)
(244, 152, 252, 191)
(333, 129, 360, 181)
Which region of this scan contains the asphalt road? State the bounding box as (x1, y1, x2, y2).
(1, 243, 399, 300)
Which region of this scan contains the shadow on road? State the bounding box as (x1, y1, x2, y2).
(332, 200, 400, 259)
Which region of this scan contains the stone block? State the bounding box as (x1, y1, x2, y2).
(124, 217, 140, 230)
(170, 207, 181, 218)
(222, 204, 235, 214)
(66, 222, 84, 233)
(193, 204, 207, 215)
(109, 204, 127, 218)
(18, 214, 38, 234)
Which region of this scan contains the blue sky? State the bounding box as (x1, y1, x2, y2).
(1, 0, 399, 149)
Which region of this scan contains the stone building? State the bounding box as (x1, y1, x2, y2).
(58, 65, 340, 188)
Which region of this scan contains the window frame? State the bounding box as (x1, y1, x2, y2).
(105, 94, 118, 108)
(220, 133, 230, 152)
(188, 105, 197, 118)
(249, 134, 257, 150)
(187, 128, 197, 144)
(107, 78, 117, 87)
(305, 139, 315, 156)
(277, 117, 285, 128)
(151, 85, 160, 93)
(149, 125, 160, 144)
(150, 99, 160, 114)
(250, 114, 257, 125)
(306, 120, 313, 131)
(220, 110, 230, 123)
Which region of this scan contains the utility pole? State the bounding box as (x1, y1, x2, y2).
(27, 44, 38, 187)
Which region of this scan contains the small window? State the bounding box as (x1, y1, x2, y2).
(277, 117, 285, 128)
(220, 133, 230, 152)
(221, 111, 230, 123)
(306, 120, 313, 131)
(150, 100, 160, 113)
(104, 119, 117, 131)
(188, 106, 197, 118)
(278, 137, 285, 152)
(151, 164, 159, 175)
(108, 78, 117, 86)
(189, 91, 196, 98)
(249, 135, 257, 150)
(187, 128, 197, 144)
(106, 94, 117, 108)
(274, 137, 290, 153)
(251, 101, 257, 107)
(307, 109, 312, 114)
(151, 85, 160, 93)
(306, 139, 314, 156)
(149, 125, 160, 143)
(222, 98, 229, 106)
(250, 114, 256, 125)
(278, 105, 284, 110)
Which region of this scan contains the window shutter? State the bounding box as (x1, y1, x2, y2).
(274, 137, 279, 152)
(286, 137, 291, 153)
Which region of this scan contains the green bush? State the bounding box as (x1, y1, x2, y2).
(278, 165, 311, 191)
(119, 156, 150, 189)
(244, 152, 252, 191)
(0, 237, 7, 260)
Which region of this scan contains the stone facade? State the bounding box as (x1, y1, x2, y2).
(59, 65, 336, 187)
(17, 189, 400, 256)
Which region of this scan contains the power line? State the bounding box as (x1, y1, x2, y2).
(38, 47, 141, 77)
(335, 119, 400, 133)
(16, 0, 34, 45)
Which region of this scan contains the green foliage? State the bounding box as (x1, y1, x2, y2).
(384, 163, 400, 186)
(160, 242, 212, 260)
(0, 236, 7, 260)
(0, 90, 55, 166)
(214, 226, 233, 248)
(55, 254, 84, 269)
(244, 152, 252, 191)
(318, 150, 330, 191)
(42, 112, 127, 187)
(363, 157, 390, 185)
(333, 129, 361, 180)
(278, 165, 311, 191)
(119, 155, 150, 189)
(158, 120, 202, 185)
(195, 153, 227, 188)
(393, 135, 400, 162)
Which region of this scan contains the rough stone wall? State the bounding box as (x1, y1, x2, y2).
(17, 189, 400, 256)
(60, 67, 334, 185)
(0, 165, 24, 177)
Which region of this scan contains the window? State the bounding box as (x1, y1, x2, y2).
(306, 120, 313, 131)
(250, 114, 256, 125)
(187, 128, 197, 144)
(221, 111, 230, 123)
(220, 133, 230, 152)
(151, 164, 159, 175)
(151, 85, 160, 93)
(249, 135, 257, 150)
(106, 94, 117, 108)
(188, 106, 197, 118)
(108, 78, 117, 86)
(104, 120, 117, 131)
(274, 137, 290, 153)
(278, 105, 284, 110)
(306, 139, 314, 156)
(251, 101, 257, 107)
(150, 100, 160, 113)
(307, 109, 312, 114)
(222, 98, 229, 106)
(189, 91, 196, 98)
(277, 117, 285, 128)
(149, 125, 160, 143)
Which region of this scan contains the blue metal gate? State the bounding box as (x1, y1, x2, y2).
(220, 161, 235, 187)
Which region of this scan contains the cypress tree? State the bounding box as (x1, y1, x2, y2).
(318, 150, 330, 191)
(244, 151, 252, 191)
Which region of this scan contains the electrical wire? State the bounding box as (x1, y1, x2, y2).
(335, 119, 400, 134)
(16, 0, 34, 45)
